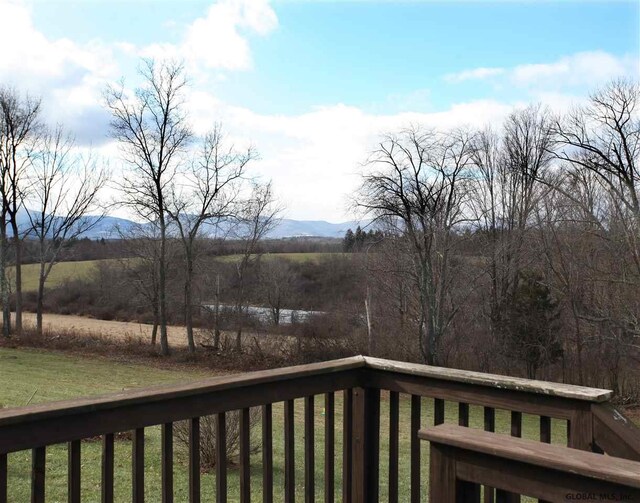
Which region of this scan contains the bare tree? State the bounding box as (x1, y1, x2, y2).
(232, 182, 279, 352)
(24, 126, 108, 336)
(470, 104, 554, 338)
(104, 59, 192, 355)
(168, 125, 255, 352)
(259, 258, 296, 326)
(357, 127, 474, 365)
(553, 79, 640, 272)
(0, 86, 41, 336)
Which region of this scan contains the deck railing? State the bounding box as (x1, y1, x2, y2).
(0, 355, 638, 502)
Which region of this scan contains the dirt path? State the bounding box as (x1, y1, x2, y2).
(21, 312, 197, 347)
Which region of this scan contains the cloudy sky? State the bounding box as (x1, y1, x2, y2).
(0, 0, 638, 222)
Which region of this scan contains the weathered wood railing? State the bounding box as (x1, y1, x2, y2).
(0, 355, 638, 502)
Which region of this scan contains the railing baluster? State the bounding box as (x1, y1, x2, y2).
(240, 408, 250, 503)
(68, 440, 81, 503)
(324, 392, 334, 503)
(410, 394, 421, 503)
(342, 389, 352, 503)
(215, 413, 227, 503)
(284, 399, 295, 503)
(305, 395, 315, 503)
(352, 388, 380, 502)
(132, 428, 145, 503)
(511, 411, 522, 438)
(540, 416, 551, 443)
(0, 453, 6, 503)
(102, 433, 114, 503)
(434, 398, 445, 425)
(31, 446, 45, 503)
(262, 404, 273, 503)
(388, 391, 399, 503)
(539, 415, 552, 503)
(484, 407, 495, 503)
(458, 402, 469, 427)
(189, 418, 201, 503)
(162, 423, 173, 503)
(497, 412, 523, 503)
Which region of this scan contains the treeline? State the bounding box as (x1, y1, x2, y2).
(342, 226, 384, 252)
(355, 79, 640, 399)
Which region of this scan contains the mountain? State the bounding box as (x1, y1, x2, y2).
(11, 210, 366, 240)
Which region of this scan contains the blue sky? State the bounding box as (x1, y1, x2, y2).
(1, 0, 638, 221)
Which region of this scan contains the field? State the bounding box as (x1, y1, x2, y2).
(9, 259, 123, 292)
(0, 347, 566, 501)
(10, 253, 345, 293)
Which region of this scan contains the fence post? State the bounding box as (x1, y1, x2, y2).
(351, 387, 380, 502)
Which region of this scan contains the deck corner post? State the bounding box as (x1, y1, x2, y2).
(351, 386, 380, 502)
(568, 405, 594, 451)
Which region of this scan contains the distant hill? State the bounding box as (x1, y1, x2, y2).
(10, 210, 367, 240)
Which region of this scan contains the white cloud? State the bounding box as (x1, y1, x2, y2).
(140, 0, 278, 72)
(0, 0, 119, 144)
(185, 96, 516, 221)
(444, 67, 505, 83)
(446, 51, 638, 89)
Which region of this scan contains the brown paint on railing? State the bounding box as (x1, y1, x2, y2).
(68, 439, 81, 503)
(388, 391, 399, 503)
(101, 433, 114, 503)
(324, 392, 334, 503)
(458, 402, 469, 427)
(189, 418, 201, 503)
(342, 389, 352, 503)
(215, 413, 227, 503)
(284, 399, 295, 503)
(239, 408, 250, 503)
(410, 394, 421, 503)
(31, 446, 45, 503)
(0, 453, 6, 503)
(132, 428, 144, 503)
(304, 395, 315, 503)
(161, 423, 173, 503)
(262, 404, 273, 503)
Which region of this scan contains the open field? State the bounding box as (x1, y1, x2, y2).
(214, 252, 348, 264)
(0, 347, 567, 501)
(9, 259, 125, 292)
(11, 253, 346, 293)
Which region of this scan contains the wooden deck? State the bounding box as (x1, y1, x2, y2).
(0, 356, 639, 502)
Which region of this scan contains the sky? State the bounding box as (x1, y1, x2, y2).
(0, 0, 638, 222)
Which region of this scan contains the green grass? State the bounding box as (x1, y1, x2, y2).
(8, 259, 127, 293)
(0, 348, 565, 501)
(11, 253, 346, 293)
(214, 252, 348, 264)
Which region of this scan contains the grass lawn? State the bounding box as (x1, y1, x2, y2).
(0, 348, 565, 501)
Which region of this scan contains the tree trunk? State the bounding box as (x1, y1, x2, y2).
(185, 252, 195, 353)
(0, 223, 10, 337)
(158, 215, 169, 355)
(36, 262, 46, 337)
(213, 274, 220, 351)
(11, 224, 22, 336)
(365, 285, 373, 355)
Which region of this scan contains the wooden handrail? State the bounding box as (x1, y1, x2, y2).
(421, 424, 640, 502)
(1, 355, 638, 503)
(364, 357, 612, 402)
